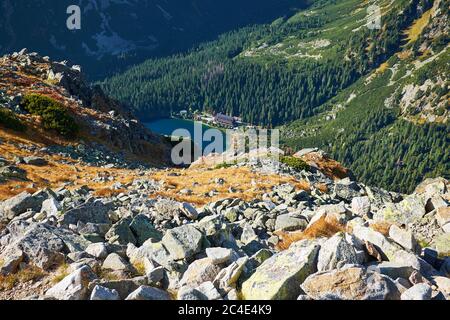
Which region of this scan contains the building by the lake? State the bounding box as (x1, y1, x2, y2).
(214, 113, 236, 128)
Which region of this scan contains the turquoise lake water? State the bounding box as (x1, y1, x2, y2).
(144, 118, 228, 154)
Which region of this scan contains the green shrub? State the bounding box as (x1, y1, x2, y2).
(280, 156, 309, 172)
(21, 94, 78, 138)
(214, 161, 237, 170)
(0, 107, 26, 131)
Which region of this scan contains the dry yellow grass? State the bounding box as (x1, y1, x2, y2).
(397, 50, 412, 60)
(296, 152, 351, 181)
(376, 62, 389, 74)
(0, 265, 47, 291)
(51, 263, 70, 284)
(404, 8, 433, 45)
(149, 166, 310, 206)
(0, 132, 143, 200)
(369, 221, 392, 236)
(275, 215, 346, 250)
(94, 188, 127, 198)
(132, 261, 146, 276)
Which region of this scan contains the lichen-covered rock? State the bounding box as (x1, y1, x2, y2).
(388, 225, 419, 253)
(241, 240, 319, 300)
(162, 225, 203, 261)
(0, 247, 23, 275)
(179, 258, 222, 288)
(3, 222, 67, 270)
(214, 257, 248, 294)
(206, 247, 233, 264)
(85, 242, 109, 259)
(129, 214, 162, 245)
(301, 266, 401, 300)
(434, 233, 450, 257)
(91, 277, 148, 300)
(274, 213, 308, 232)
(353, 225, 402, 261)
(179, 202, 199, 220)
(60, 199, 112, 225)
(0, 192, 42, 220)
(317, 233, 361, 272)
(374, 195, 426, 225)
(435, 207, 450, 228)
(102, 253, 132, 272)
(105, 217, 136, 245)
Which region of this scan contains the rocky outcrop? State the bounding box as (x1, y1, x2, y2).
(241, 240, 320, 300)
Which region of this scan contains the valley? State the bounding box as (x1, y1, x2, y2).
(0, 0, 448, 303)
(101, 0, 449, 194)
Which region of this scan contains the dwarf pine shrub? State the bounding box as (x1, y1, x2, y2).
(22, 94, 78, 138)
(0, 107, 26, 131)
(280, 156, 309, 172)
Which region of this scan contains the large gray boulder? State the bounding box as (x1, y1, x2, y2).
(178, 282, 222, 300)
(90, 285, 120, 300)
(301, 266, 401, 300)
(1, 221, 90, 270)
(0, 247, 24, 275)
(60, 199, 112, 225)
(3, 223, 65, 270)
(388, 225, 419, 252)
(129, 214, 162, 245)
(367, 262, 416, 281)
(400, 283, 432, 300)
(102, 253, 132, 272)
(0, 192, 42, 220)
(241, 240, 320, 300)
(40, 197, 61, 217)
(353, 225, 402, 261)
(92, 277, 148, 300)
(46, 266, 97, 300)
(317, 233, 361, 272)
(105, 217, 136, 245)
(214, 257, 248, 294)
(162, 225, 203, 261)
(351, 196, 371, 216)
(206, 247, 233, 264)
(179, 202, 199, 220)
(125, 286, 171, 300)
(274, 213, 308, 232)
(85, 242, 109, 259)
(179, 258, 221, 288)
